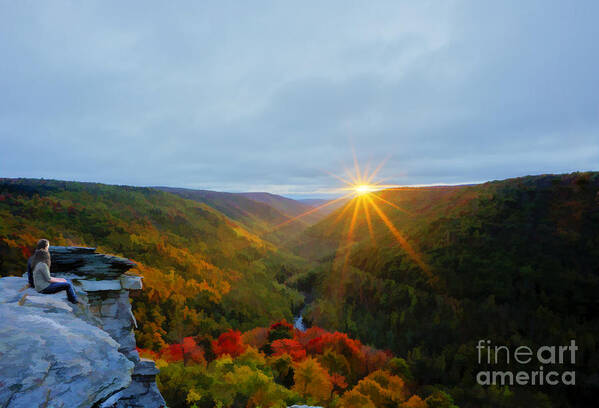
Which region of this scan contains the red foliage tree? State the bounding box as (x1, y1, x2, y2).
(162, 343, 184, 362)
(182, 337, 206, 365)
(212, 329, 246, 358)
(271, 339, 306, 361)
(20, 245, 31, 259)
(294, 326, 327, 347)
(306, 332, 362, 357)
(306, 332, 367, 380)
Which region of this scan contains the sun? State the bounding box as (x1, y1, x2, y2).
(271, 152, 429, 282)
(354, 184, 377, 195)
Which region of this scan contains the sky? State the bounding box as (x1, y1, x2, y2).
(1, 1, 598, 198)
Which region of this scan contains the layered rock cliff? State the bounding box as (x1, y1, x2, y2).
(0, 246, 165, 408)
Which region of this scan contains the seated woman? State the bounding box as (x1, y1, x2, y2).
(31, 239, 80, 305)
(27, 239, 50, 288)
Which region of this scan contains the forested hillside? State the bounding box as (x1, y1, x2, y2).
(238, 192, 326, 224)
(1, 174, 597, 407)
(0, 179, 307, 349)
(297, 172, 599, 407)
(155, 186, 321, 245)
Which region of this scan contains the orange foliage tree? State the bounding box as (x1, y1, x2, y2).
(400, 395, 428, 408)
(329, 372, 348, 393)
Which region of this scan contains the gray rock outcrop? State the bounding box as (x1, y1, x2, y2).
(0, 246, 165, 408)
(0, 278, 133, 408)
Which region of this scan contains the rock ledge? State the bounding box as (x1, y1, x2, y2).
(0, 246, 165, 408)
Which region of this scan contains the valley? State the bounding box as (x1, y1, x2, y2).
(0, 172, 597, 407)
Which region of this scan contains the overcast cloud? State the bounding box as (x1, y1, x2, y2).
(1, 1, 598, 197)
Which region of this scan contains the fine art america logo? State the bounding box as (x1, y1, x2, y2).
(476, 340, 577, 386)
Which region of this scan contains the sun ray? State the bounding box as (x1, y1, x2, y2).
(269, 154, 432, 281)
(343, 196, 361, 265)
(352, 146, 362, 182)
(272, 192, 354, 230)
(323, 198, 354, 297)
(365, 195, 430, 277)
(370, 193, 412, 215)
(347, 196, 361, 243)
(336, 199, 358, 251)
(331, 196, 362, 300)
(362, 162, 372, 183)
(363, 199, 376, 243)
(366, 156, 390, 183)
(325, 170, 354, 187)
(332, 197, 357, 227)
(343, 167, 359, 185)
(369, 177, 390, 186)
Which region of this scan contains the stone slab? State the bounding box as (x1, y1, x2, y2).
(120, 275, 143, 290)
(76, 279, 122, 292)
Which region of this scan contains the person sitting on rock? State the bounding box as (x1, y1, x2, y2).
(26, 239, 51, 288)
(31, 239, 80, 304)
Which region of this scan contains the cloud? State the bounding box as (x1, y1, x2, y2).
(0, 0, 597, 196)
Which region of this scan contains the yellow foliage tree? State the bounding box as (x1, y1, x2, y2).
(292, 357, 332, 405)
(353, 370, 408, 406)
(338, 389, 376, 408)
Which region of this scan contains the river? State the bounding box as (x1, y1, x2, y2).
(293, 304, 308, 331)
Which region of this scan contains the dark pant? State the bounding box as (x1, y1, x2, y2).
(41, 280, 78, 304)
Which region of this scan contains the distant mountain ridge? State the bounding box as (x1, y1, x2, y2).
(296, 197, 347, 215)
(155, 187, 292, 233)
(155, 187, 330, 244)
(238, 192, 330, 224)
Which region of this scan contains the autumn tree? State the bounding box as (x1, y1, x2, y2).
(268, 353, 295, 388)
(181, 337, 206, 365)
(329, 372, 348, 396)
(242, 326, 269, 349)
(361, 345, 392, 373)
(352, 370, 408, 407)
(212, 329, 246, 358)
(292, 357, 333, 405)
(318, 349, 351, 380)
(271, 339, 306, 361)
(161, 343, 184, 363)
(338, 389, 376, 408)
(269, 320, 293, 339)
(425, 390, 459, 408)
(306, 332, 365, 383)
(400, 395, 428, 408)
